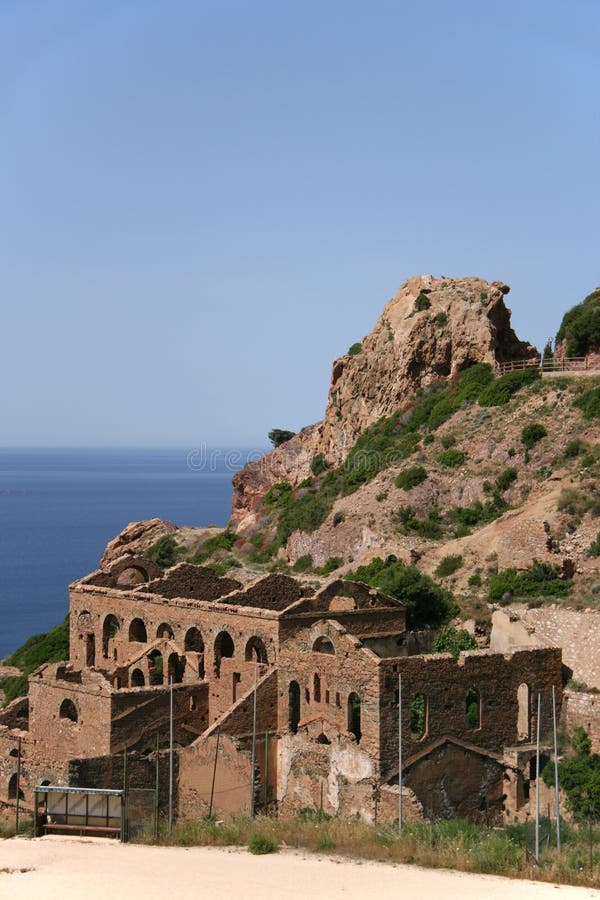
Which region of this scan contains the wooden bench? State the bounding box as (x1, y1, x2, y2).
(43, 823, 120, 837)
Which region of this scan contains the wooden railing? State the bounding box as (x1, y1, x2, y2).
(495, 357, 593, 376)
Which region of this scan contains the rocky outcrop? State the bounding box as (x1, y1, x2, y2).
(231, 275, 535, 532)
(100, 518, 177, 568)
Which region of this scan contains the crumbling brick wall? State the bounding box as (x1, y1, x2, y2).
(378, 648, 562, 780)
(563, 688, 600, 752)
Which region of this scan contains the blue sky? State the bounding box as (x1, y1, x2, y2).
(1, 0, 599, 447)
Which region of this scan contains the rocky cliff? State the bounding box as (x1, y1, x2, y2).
(231, 275, 535, 532)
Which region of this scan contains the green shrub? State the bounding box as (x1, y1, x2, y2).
(587, 532, 600, 558)
(310, 453, 328, 476)
(395, 505, 444, 539)
(556, 287, 600, 356)
(438, 448, 465, 468)
(440, 432, 456, 449)
(468, 573, 482, 587)
(248, 833, 277, 854)
(395, 465, 428, 490)
(495, 467, 518, 492)
(488, 560, 572, 602)
(292, 554, 314, 572)
(347, 556, 457, 629)
(434, 555, 463, 578)
(414, 292, 431, 312)
(316, 556, 343, 575)
(348, 342, 363, 356)
(263, 482, 293, 509)
(450, 494, 507, 531)
(521, 423, 547, 450)
(479, 367, 540, 407)
(435, 311, 448, 327)
(432, 625, 477, 658)
(423, 433, 435, 445)
(190, 530, 239, 564)
(146, 535, 183, 568)
(275, 490, 334, 544)
(563, 438, 586, 459)
(575, 385, 600, 420)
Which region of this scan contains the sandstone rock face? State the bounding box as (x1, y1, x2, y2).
(231, 275, 535, 532)
(100, 518, 177, 568)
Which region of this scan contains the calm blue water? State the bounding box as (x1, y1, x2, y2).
(0, 448, 250, 659)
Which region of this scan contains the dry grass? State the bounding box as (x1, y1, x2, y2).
(133, 814, 600, 889)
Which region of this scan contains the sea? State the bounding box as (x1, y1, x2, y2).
(0, 447, 257, 660)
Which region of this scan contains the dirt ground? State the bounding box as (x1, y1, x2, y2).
(0, 836, 598, 900)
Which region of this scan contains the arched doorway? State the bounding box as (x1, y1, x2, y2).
(130, 668, 145, 687)
(102, 614, 120, 658)
(8, 773, 24, 801)
(214, 631, 235, 677)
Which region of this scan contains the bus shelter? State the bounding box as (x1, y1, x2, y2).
(33, 785, 125, 840)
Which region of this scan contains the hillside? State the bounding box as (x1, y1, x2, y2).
(70, 276, 600, 627)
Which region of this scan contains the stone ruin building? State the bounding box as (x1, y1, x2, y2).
(0, 556, 564, 826)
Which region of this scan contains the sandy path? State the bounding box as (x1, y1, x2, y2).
(0, 836, 598, 900)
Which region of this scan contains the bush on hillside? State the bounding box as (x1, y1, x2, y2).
(488, 560, 571, 602)
(556, 287, 600, 356)
(434, 555, 463, 578)
(438, 448, 465, 468)
(395, 466, 428, 491)
(521, 423, 547, 450)
(478, 367, 540, 407)
(347, 556, 458, 629)
(575, 385, 600, 420)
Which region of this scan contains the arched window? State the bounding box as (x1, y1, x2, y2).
(148, 650, 163, 685)
(316, 733, 330, 745)
(245, 636, 268, 664)
(156, 623, 174, 640)
(102, 614, 120, 657)
(130, 668, 145, 687)
(348, 693, 361, 743)
(288, 681, 300, 734)
(312, 637, 335, 655)
(8, 773, 24, 801)
(168, 652, 184, 684)
(214, 631, 235, 677)
(410, 693, 427, 740)
(466, 687, 481, 730)
(59, 699, 78, 723)
(314, 673, 321, 703)
(517, 683, 530, 741)
(184, 627, 204, 652)
(128, 618, 147, 643)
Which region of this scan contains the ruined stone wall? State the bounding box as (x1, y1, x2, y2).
(28, 669, 113, 762)
(378, 648, 563, 779)
(403, 742, 505, 822)
(69, 586, 280, 681)
(177, 671, 278, 819)
(563, 689, 600, 752)
(279, 607, 406, 645)
(109, 682, 209, 753)
(277, 621, 381, 762)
